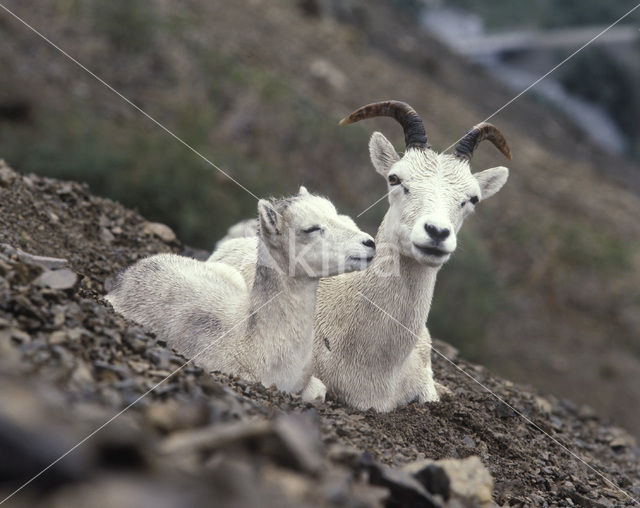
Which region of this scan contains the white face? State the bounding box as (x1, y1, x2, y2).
(258, 187, 375, 278)
(369, 132, 509, 267)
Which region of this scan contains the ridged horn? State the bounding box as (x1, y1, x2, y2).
(454, 122, 512, 161)
(339, 100, 427, 150)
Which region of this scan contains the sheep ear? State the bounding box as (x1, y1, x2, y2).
(258, 199, 281, 237)
(298, 185, 309, 196)
(369, 131, 399, 177)
(475, 166, 509, 201)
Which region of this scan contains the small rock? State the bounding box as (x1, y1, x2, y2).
(609, 434, 636, 451)
(47, 211, 60, 224)
(408, 462, 450, 500)
(127, 360, 148, 374)
(67, 327, 90, 341)
(578, 404, 597, 421)
(147, 369, 173, 378)
(160, 419, 273, 455)
(405, 456, 494, 504)
(70, 361, 94, 386)
(52, 309, 66, 329)
(534, 396, 553, 415)
(0, 164, 17, 187)
(98, 214, 111, 227)
(494, 401, 513, 419)
(359, 452, 439, 508)
(462, 435, 476, 448)
(34, 269, 78, 290)
(56, 182, 75, 197)
(272, 413, 324, 474)
(148, 348, 171, 369)
(327, 443, 361, 467)
(0, 244, 68, 269)
(1, 327, 31, 343)
(143, 222, 177, 243)
(100, 227, 115, 244)
(145, 400, 209, 434)
(94, 361, 130, 380)
(49, 330, 68, 345)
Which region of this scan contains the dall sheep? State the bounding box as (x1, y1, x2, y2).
(211, 101, 511, 411)
(107, 186, 376, 401)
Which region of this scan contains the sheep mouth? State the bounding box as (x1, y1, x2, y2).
(413, 244, 449, 258)
(349, 255, 375, 263)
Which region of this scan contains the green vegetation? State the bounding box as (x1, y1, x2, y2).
(556, 221, 632, 275)
(0, 99, 270, 247)
(91, 0, 158, 52)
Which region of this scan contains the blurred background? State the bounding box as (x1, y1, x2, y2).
(0, 0, 639, 435)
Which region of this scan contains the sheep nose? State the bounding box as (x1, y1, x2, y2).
(425, 224, 450, 242)
(362, 238, 376, 250)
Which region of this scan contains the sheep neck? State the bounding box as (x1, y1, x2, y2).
(245, 241, 318, 350)
(358, 213, 439, 356)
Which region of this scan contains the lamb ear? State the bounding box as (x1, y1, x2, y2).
(475, 166, 509, 201)
(298, 185, 309, 196)
(258, 199, 281, 236)
(369, 131, 400, 177)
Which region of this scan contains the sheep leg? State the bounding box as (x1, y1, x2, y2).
(300, 376, 327, 402)
(400, 326, 442, 404)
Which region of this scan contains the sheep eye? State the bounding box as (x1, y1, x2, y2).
(303, 225, 322, 234)
(388, 174, 401, 186)
(462, 196, 479, 207)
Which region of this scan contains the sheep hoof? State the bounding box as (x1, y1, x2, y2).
(435, 381, 453, 399)
(301, 376, 327, 402)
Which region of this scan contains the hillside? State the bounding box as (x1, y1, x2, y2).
(0, 0, 639, 440)
(1, 162, 639, 506)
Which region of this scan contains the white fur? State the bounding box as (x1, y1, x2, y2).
(107, 187, 375, 400)
(212, 134, 508, 411)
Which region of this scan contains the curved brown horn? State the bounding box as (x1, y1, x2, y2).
(454, 122, 512, 161)
(339, 100, 427, 150)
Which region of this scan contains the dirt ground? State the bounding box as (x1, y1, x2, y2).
(1, 162, 639, 506)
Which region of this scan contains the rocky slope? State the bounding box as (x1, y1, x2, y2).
(1, 0, 639, 437)
(1, 162, 639, 506)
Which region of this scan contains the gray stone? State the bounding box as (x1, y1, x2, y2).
(34, 268, 78, 290)
(272, 413, 324, 474)
(100, 227, 115, 244)
(462, 435, 476, 448)
(359, 452, 439, 508)
(404, 456, 494, 505)
(143, 222, 177, 243)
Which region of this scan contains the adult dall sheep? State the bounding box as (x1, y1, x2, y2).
(211, 101, 511, 411)
(107, 186, 375, 401)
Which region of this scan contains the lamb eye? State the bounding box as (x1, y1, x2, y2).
(303, 225, 322, 234)
(388, 174, 401, 186)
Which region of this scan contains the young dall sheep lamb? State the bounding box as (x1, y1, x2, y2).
(211, 101, 511, 411)
(107, 187, 376, 401)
